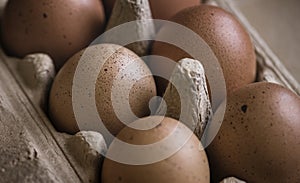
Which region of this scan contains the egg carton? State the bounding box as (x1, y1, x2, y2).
(0, 0, 299, 183)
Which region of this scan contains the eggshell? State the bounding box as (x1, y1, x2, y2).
(150, 5, 256, 95)
(101, 116, 210, 183)
(206, 82, 300, 182)
(1, 0, 106, 69)
(48, 44, 156, 135)
(103, 0, 200, 20)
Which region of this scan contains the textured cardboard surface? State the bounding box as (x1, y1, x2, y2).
(0, 0, 299, 182)
(0, 54, 80, 183)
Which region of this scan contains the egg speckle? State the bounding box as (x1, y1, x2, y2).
(49, 44, 156, 135)
(150, 5, 256, 95)
(207, 82, 300, 182)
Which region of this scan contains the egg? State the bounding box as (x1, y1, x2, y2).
(150, 5, 256, 95)
(102, 116, 210, 183)
(1, 0, 106, 69)
(103, 0, 200, 20)
(48, 44, 156, 135)
(206, 82, 300, 182)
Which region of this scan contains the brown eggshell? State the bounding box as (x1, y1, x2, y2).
(102, 116, 210, 183)
(49, 44, 156, 135)
(1, 0, 106, 69)
(206, 82, 300, 182)
(150, 5, 256, 95)
(103, 0, 200, 20)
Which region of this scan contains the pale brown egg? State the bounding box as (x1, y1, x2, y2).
(48, 44, 156, 136)
(102, 0, 200, 20)
(150, 5, 256, 96)
(102, 116, 210, 183)
(1, 0, 106, 69)
(206, 82, 300, 182)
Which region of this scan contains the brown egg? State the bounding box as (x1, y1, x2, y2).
(1, 0, 106, 69)
(102, 0, 200, 20)
(206, 82, 300, 182)
(150, 5, 256, 95)
(102, 116, 210, 183)
(49, 44, 156, 135)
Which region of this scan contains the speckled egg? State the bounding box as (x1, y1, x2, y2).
(49, 44, 156, 135)
(150, 5, 256, 95)
(206, 82, 300, 182)
(1, 0, 106, 69)
(102, 116, 210, 183)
